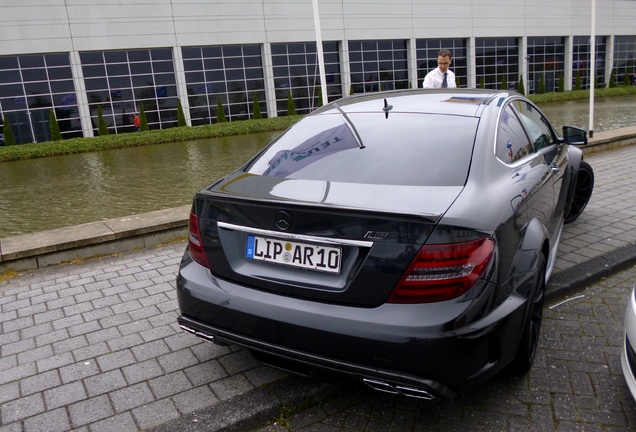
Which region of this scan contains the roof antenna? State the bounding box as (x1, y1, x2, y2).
(382, 98, 393, 119)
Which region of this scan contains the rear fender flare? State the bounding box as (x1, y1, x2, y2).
(511, 218, 548, 297)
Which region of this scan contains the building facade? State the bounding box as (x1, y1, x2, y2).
(1, 0, 635, 144)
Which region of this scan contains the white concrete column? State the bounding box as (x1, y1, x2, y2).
(172, 46, 191, 126)
(565, 36, 573, 91)
(467, 37, 476, 88)
(69, 51, 94, 138)
(407, 38, 418, 89)
(606, 35, 615, 86)
(261, 42, 278, 117)
(520, 36, 527, 95)
(340, 40, 351, 96)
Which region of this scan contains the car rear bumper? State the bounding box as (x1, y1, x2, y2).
(176, 255, 532, 399)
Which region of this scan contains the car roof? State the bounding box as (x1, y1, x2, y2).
(318, 88, 514, 118)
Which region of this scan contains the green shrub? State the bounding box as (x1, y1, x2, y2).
(575, 71, 581, 90)
(479, 76, 485, 89)
(216, 98, 227, 123)
(2, 117, 16, 146)
(49, 109, 62, 141)
(500, 75, 507, 90)
(317, 87, 323, 107)
(558, 73, 564, 92)
(287, 91, 296, 116)
(139, 104, 149, 131)
(349, 85, 354, 96)
(517, 75, 525, 95)
(97, 105, 109, 136)
(624, 69, 632, 86)
(177, 99, 187, 126)
(538, 74, 546, 94)
(252, 93, 262, 119)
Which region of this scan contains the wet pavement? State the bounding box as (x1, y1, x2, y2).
(2, 144, 636, 431)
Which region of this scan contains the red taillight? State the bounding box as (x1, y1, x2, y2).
(387, 238, 495, 304)
(188, 211, 210, 269)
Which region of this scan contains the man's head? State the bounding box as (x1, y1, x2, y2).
(437, 49, 452, 73)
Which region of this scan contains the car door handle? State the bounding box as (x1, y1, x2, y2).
(550, 165, 559, 174)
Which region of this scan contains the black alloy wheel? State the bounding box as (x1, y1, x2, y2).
(509, 254, 546, 374)
(564, 160, 594, 224)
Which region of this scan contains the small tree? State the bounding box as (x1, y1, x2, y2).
(517, 75, 525, 95)
(624, 68, 632, 86)
(538, 74, 546, 94)
(479, 76, 485, 89)
(575, 70, 582, 90)
(558, 72, 565, 92)
(252, 93, 262, 119)
(97, 105, 109, 136)
(287, 91, 296, 116)
(177, 99, 187, 126)
(349, 85, 354, 96)
(455, 77, 460, 88)
(608, 69, 616, 88)
(49, 109, 62, 141)
(316, 87, 323, 108)
(500, 75, 507, 90)
(2, 117, 16, 146)
(216, 98, 227, 123)
(139, 104, 149, 131)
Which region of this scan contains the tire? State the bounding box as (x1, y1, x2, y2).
(564, 160, 594, 224)
(509, 254, 546, 374)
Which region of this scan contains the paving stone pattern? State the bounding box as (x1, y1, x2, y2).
(2, 145, 636, 431)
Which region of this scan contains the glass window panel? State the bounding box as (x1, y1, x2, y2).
(107, 63, 130, 76)
(154, 73, 176, 85)
(150, 49, 172, 61)
(204, 58, 224, 69)
(108, 75, 132, 88)
(245, 68, 263, 79)
(206, 69, 226, 81)
(50, 80, 75, 93)
(183, 59, 203, 71)
(85, 78, 108, 91)
(80, 52, 104, 64)
(19, 55, 45, 68)
(105, 51, 127, 63)
(243, 45, 261, 56)
(0, 56, 19, 70)
(1, 69, 22, 83)
(182, 47, 202, 59)
(87, 91, 109, 103)
(45, 54, 69, 67)
(24, 81, 50, 94)
(0, 83, 24, 98)
(224, 57, 244, 69)
(185, 71, 205, 82)
(128, 50, 150, 62)
(243, 56, 262, 68)
(130, 62, 152, 74)
(223, 45, 243, 57)
(132, 74, 154, 87)
(47, 67, 72, 80)
(152, 61, 175, 73)
(28, 94, 52, 108)
(271, 45, 287, 55)
(22, 68, 48, 82)
(83, 64, 106, 78)
(203, 46, 222, 58)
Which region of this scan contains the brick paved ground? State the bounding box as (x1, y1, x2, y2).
(1, 145, 636, 432)
(250, 264, 636, 431)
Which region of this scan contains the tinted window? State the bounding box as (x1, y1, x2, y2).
(246, 113, 478, 187)
(496, 106, 533, 163)
(512, 100, 555, 151)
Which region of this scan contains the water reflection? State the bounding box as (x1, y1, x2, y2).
(0, 133, 277, 238)
(1, 95, 635, 239)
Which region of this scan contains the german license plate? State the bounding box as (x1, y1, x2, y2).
(245, 235, 341, 273)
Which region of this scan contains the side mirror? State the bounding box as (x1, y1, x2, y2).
(562, 126, 588, 145)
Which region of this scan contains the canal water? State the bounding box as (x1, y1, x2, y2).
(1, 95, 635, 238)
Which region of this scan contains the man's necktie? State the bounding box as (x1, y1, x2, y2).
(442, 72, 448, 88)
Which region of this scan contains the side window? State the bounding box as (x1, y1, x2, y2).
(512, 100, 556, 151)
(496, 106, 533, 164)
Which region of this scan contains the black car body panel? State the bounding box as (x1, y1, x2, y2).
(176, 88, 592, 398)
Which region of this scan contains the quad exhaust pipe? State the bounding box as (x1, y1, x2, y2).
(363, 378, 436, 400)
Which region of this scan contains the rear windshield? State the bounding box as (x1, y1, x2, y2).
(245, 112, 478, 187)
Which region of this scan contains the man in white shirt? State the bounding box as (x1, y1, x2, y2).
(422, 49, 456, 89)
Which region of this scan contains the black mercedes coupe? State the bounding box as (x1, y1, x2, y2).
(176, 88, 594, 400)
